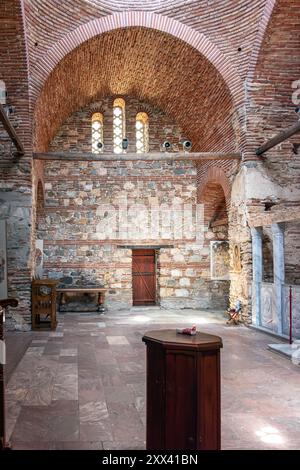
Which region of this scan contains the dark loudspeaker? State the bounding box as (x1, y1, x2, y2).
(162, 141, 171, 150)
(122, 138, 129, 150)
(182, 140, 192, 151)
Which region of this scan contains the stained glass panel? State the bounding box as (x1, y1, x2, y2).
(92, 112, 103, 154)
(136, 112, 149, 153)
(113, 98, 126, 154)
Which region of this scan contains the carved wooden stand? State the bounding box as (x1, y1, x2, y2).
(32, 280, 57, 330)
(143, 329, 223, 450)
(0, 298, 18, 451)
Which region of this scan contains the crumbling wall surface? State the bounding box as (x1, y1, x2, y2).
(0, 0, 33, 330)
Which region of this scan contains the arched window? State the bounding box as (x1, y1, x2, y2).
(136, 112, 149, 153)
(92, 112, 104, 153)
(113, 98, 126, 154)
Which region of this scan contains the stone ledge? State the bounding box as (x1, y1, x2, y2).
(268, 343, 293, 359)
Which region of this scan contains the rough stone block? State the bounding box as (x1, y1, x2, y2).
(179, 278, 190, 287)
(175, 288, 189, 297)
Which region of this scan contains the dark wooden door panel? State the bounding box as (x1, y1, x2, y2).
(198, 351, 220, 450)
(146, 344, 165, 449)
(132, 249, 156, 305)
(165, 352, 196, 449)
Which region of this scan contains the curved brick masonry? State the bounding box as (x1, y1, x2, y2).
(33, 27, 238, 153)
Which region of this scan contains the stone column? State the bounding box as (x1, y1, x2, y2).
(251, 227, 263, 326)
(272, 223, 285, 335)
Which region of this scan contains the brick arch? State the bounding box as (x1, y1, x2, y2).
(197, 167, 231, 226)
(135, 103, 155, 119)
(89, 102, 106, 117)
(198, 167, 231, 206)
(31, 12, 244, 108)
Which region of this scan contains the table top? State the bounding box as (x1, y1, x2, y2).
(32, 279, 58, 286)
(56, 287, 107, 292)
(142, 329, 222, 351)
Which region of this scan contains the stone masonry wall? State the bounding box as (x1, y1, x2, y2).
(50, 96, 184, 154)
(260, 223, 300, 286)
(0, 1, 33, 330)
(230, 0, 300, 322)
(285, 222, 300, 286)
(38, 97, 230, 311)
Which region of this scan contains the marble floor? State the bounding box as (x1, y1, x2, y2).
(5, 307, 300, 450)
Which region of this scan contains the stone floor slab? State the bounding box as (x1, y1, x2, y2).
(5, 308, 300, 450)
(106, 336, 130, 345)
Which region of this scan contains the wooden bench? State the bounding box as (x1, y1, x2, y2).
(56, 287, 107, 313)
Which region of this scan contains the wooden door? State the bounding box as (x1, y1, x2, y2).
(132, 249, 156, 305)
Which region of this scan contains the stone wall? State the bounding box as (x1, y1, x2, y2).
(228, 0, 300, 322)
(0, 1, 33, 330)
(259, 222, 300, 285)
(50, 96, 183, 154)
(39, 161, 200, 311)
(262, 227, 274, 283)
(2, 0, 300, 327)
(285, 222, 300, 285)
(37, 97, 230, 311)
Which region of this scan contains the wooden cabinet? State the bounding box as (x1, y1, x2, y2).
(32, 279, 57, 330)
(142, 329, 222, 450)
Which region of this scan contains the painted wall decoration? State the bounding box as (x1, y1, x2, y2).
(232, 243, 242, 273)
(0, 220, 8, 299)
(210, 240, 230, 280)
(283, 285, 300, 339)
(261, 282, 277, 332)
(35, 239, 44, 279)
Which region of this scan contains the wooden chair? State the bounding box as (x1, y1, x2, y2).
(226, 300, 242, 325)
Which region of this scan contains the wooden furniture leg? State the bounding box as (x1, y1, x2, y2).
(51, 306, 56, 330)
(32, 307, 36, 330)
(97, 292, 105, 313)
(59, 292, 64, 312)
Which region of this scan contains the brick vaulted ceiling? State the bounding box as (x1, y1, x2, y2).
(22, 0, 280, 152)
(24, 0, 267, 82)
(34, 27, 236, 152)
